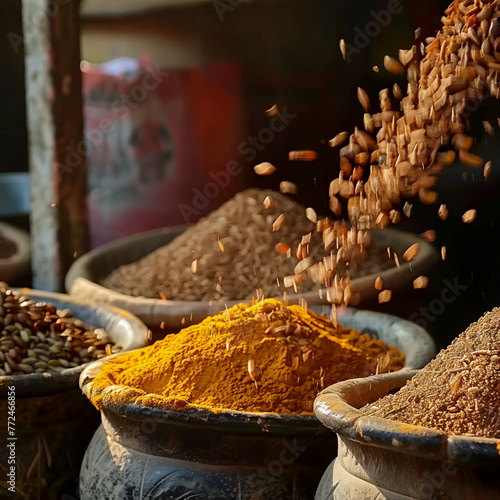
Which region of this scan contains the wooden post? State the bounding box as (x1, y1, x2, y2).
(22, 0, 89, 291)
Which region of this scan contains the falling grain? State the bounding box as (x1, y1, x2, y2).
(289, 150, 318, 161)
(217, 237, 225, 253)
(459, 150, 484, 168)
(254, 162, 277, 176)
(462, 209, 477, 223)
(374, 276, 384, 291)
(339, 39, 346, 60)
(276, 243, 290, 254)
(420, 230, 436, 243)
(305, 207, 317, 224)
(413, 276, 429, 289)
(265, 104, 278, 117)
(378, 290, 392, 304)
(403, 243, 420, 262)
(483, 121, 494, 135)
(272, 214, 286, 232)
(441, 246, 447, 260)
(403, 202, 412, 218)
(383, 55, 406, 75)
(280, 181, 298, 195)
(263, 195, 276, 209)
(438, 204, 449, 221)
(484, 161, 492, 180)
(357, 87, 371, 112)
(191, 259, 198, 274)
(329, 131, 349, 148)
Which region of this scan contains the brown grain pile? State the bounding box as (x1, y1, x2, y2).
(364, 308, 500, 438)
(103, 189, 393, 302)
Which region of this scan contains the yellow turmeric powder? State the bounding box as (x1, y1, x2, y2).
(88, 299, 405, 415)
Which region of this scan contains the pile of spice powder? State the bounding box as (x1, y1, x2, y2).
(88, 299, 405, 415)
(364, 308, 500, 438)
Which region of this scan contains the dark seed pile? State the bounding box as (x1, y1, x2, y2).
(0, 283, 121, 376)
(364, 308, 500, 438)
(103, 189, 394, 302)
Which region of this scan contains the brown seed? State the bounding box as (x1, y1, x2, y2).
(438, 204, 449, 221)
(329, 179, 340, 197)
(340, 156, 353, 176)
(329, 131, 349, 148)
(437, 151, 456, 165)
(459, 150, 484, 168)
(280, 181, 298, 195)
(450, 373, 462, 395)
(420, 230, 436, 243)
(373, 65, 379, 73)
(462, 209, 477, 224)
(265, 104, 278, 117)
(403, 202, 412, 218)
(378, 290, 392, 304)
(357, 87, 371, 112)
(272, 213, 286, 231)
(217, 237, 225, 253)
(329, 196, 342, 217)
(375, 212, 390, 229)
(339, 39, 346, 60)
(403, 243, 420, 262)
(483, 121, 494, 135)
(263, 196, 275, 209)
(452, 134, 474, 151)
(289, 150, 318, 161)
(413, 276, 429, 289)
(441, 246, 447, 260)
(389, 209, 401, 224)
(393, 83, 403, 100)
(294, 257, 314, 275)
(354, 152, 370, 166)
(276, 243, 290, 254)
(419, 188, 438, 205)
(374, 276, 384, 291)
(305, 207, 317, 224)
(190, 259, 198, 274)
(363, 113, 375, 133)
(383, 55, 406, 75)
(484, 161, 492, 180)
(254, 162, 276, 176)
(394, 253, 400, 268)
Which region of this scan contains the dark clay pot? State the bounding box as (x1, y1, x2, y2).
(314, 370, 500, 500)
(79, 390, 334, 499)
(78, 308, 436, 499)
(0, 290, 149, 500)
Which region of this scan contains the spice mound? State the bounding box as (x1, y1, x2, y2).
(88, 299, 405, 415)
(102, 188, 394, 302)
(364, 308, 500, 439)
(0, 283, 122, 376)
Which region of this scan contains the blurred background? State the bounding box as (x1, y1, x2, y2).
(1, 0, 499, 348)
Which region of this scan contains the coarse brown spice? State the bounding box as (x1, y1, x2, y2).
(364, 308, 500, 438)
